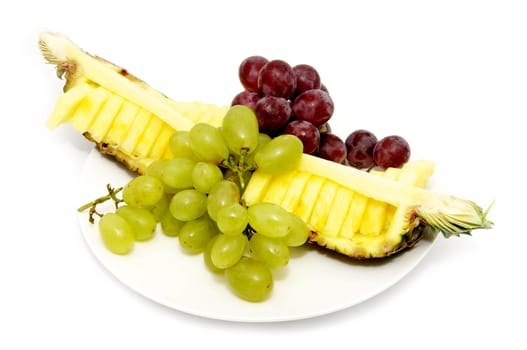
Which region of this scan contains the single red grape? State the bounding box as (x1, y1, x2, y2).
(254, 96, 292, 132)
(293, 64, 321, 95)
(231, 91, 260, 110)
(239, 56, 268, 92)
(345, 129, 378, 169)
(283, 120, 320, 154)
(258, 60, 297, 99)
(318, 133, 346, 163)
(373, 135, 410, 169)
(292, 89, 334, 127)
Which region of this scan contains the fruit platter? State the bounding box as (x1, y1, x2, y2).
(40, 32, 493, 321)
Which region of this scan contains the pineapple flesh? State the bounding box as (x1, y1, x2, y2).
(243, 155, 493, 259)
(39, 32, 228, 174)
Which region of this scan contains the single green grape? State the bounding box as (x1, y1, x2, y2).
(221, 105, 259, 155)
(254, 134, 303, 174)
(225, 257, 273, 302)
(145, 159, 178, 193)
(160, 210, 185, 237)
(116, 205, 157, 242)
(203, 235, 222, 273)
(159, 158, 196, 190)
(169, 189, 207, 221)
(210, 233, 247, 269)
(122, 175, 164, 208)
(249, 233, 290, 269)
(149, 194, 171, 222)
(246, 133, 272, 169)
(247, 202, 293, 238)
(99, 213, 135, 255)
(178, 215, 218, 254)
(216, 203, 248, 236)
(192, 162, 223, 194)
(207, 180, 240, 221)
(189, 123, 229, 164)
(285, 213, 310, 247)
(169, 131, 196, 160)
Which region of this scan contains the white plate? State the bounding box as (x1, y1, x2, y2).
(78, 149, 437, 322)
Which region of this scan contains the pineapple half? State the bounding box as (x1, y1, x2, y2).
(40, 32, 493, 259)
(39, 32, 228, 174)
(243, 155, 493, 258)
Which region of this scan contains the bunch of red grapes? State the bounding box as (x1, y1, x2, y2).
(232, 56, 410, 170)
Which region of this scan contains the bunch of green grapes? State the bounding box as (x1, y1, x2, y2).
(82, 105, 309, 302)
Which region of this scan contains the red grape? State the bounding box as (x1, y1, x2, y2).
(239, 56, 268, 92)
(373, 135, 410, 169)
(231, 91, 260, 110)
(283, 120, 320, 154)
(292, 89, 334, 127)
(345, 129, 378, 169)
(318, 133, 346, 163)
(254, 96, 292, 132)
(258, 60, 297, 99)
(293, 64, 321, 95)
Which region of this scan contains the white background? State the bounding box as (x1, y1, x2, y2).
(1, 0, 525, 349)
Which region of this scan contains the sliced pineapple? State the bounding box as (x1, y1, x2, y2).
(39, 32, 228, 174)
(243, 157, 493, 259)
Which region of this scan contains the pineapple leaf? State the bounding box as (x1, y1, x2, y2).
(416, 194, 494, 238)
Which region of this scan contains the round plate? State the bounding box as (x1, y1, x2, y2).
(78, 149, 437, 322)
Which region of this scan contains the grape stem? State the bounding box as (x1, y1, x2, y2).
(77, 184, 123, 224)
(221, 149, 255, 193)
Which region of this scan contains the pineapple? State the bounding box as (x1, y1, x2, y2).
(39, 32, 228, 174)
(243, 155, 493, 259)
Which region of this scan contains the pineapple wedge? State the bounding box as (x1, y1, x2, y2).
(39, 32, 228, 174)
(243, 155, 493, 259)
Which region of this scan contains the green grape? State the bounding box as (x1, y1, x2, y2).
(189, 123, 229, 164)
(207, 180, 240, 221)
(122, 175, 164, 208)
(225, 256, 273, 302)
(169, 189, 207, 221)
(203, 235, 222, 273)
(254, 134, 303, 174)
(285, 213, 310, 247)
(99, 213, 135, 255)
(249, 233, 290, 269)
(210, 233, 247, 269)
(178, 215, 217, 254)
(216, 203, 248, 236)
(159, 158, 196, 190)
(245, 133, 272, 169)
(247, 202, 293, 238)
(116, 205, 157, 242)
(160, 210, 185, 237)
(169, 131, 196, 160)
(145, 159, 178, 193)
(192, 162, 223, 194)
(149, 194, 171, 222)
(221, 105, 259, 155)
